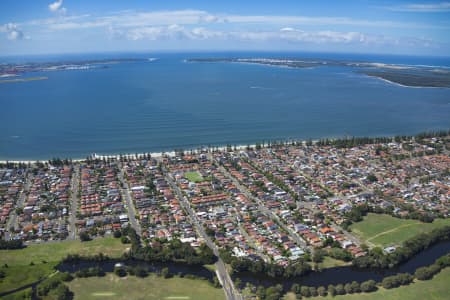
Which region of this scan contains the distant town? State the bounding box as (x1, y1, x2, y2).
(0, 58, 153, 83)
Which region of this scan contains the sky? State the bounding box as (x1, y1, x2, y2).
(0, 0, 450, 56)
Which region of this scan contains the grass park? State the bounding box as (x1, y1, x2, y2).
(184, 171, 204, 183)
(66, 273, 225, 300)
(0, 237, 224, 299)
(0, 237, 128, 293)
(282, 267, 450, 300)
(349, 213, 450, 248)
(318, 256, 351, 269)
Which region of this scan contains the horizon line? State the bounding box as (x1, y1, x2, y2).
(2, 49, 450, 59)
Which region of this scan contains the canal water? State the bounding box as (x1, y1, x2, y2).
(56, 240, 450, 290)
(233, 240, 450, 289)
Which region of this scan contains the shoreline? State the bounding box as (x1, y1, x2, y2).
(191, 59, 450, 89)
(0, 143, 263, 164)
(366, 74, 449, 89)
(1, 128, 448, 164)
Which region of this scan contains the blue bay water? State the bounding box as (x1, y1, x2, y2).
(1, 52, 450, 160)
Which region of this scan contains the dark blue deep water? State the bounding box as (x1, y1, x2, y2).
(1, 52, 450, 160)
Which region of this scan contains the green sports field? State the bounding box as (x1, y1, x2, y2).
(66, 273, 225, 300)
(184, 171, 204, 183)
(349, 213, 450, 248)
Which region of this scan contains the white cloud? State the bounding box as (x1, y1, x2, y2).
(40, 10, 222, 31)
(8, 30, 23, 40)
(227, 29, 369, 44)
(48, 0, 66, 14)
(7, 9, 441, 51)
(126, 24, 183, 41)
(36, 9, 437, 32)
(1, 23, 24, 40)
(48, 20, 107, 30)
(224, 15, 430, 29)
(49, 0, 62, 12)
(28, 14, 90, 27)
(110, 24, 225, 41)
(107, 24, 435, 49)
(100, 10, 225, 28)
(388, 2, 450, 12)
(279, 29, 366, 44)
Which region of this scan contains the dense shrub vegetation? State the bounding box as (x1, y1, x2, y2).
(220, 249, 311, 279)
(0, 239, 24, 250)
(36, 272, 74, 300)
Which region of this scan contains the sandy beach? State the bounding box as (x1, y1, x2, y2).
(0, 143, 267, 164)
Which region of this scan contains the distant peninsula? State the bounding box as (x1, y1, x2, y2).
(187, 57, 450, 88)
(0, 58, 154, 82)
(0, 76, 48, 84)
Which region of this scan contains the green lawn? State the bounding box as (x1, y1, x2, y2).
(66, 273, 225, 300)
(0, 238, 127, 293)
(318, 256, 351, 269)
(0, 264, 56, 295)
(184, 171, 204, 183)
(298, 267, 450, 300)
(0, 238, 127, 266)
(349, 214, 450, 247)
(204, 264, 217, 272)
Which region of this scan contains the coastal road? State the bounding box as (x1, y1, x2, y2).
(68, 165, 79, 240)
(6, 172, 32, 237)
(118, 165, 142, 237)
(159, 161, 242, 300)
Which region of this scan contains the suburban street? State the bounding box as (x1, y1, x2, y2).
(68, 164, 80, 240)
(294, 168, 366, 248)
(159, 161, 242, 300)
(237, 223, 270, 262)
(118, 164, 142, 237)
(300, 200, 364, 248)
(6, 171, 32, 237)
(215, 153, 364, 252)
(215, 161, 310, 251)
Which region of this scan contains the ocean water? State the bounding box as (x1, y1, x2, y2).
(1, 52, 450, 160)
